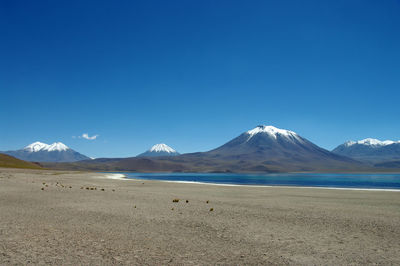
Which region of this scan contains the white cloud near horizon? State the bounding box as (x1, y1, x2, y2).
(73, 133, 99, 140)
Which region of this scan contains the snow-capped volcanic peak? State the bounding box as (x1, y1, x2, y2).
(6, 141, 89, 162)
(24, 142, 50, 152)
(23, 142, 70, 152)
(149, 143, 176, 153)
(246, 125, 300, 141)
(46, 142, 69, 152)
(345, 138, 400, 147)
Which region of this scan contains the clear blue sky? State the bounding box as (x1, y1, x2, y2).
(1, 0, 400, 158)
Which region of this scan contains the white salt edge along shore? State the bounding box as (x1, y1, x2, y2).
(99, 173, 400, 192)
(95, 173, 128, 180)
(164, 180, 400, 192)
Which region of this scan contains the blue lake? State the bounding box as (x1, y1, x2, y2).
(118, 172, 400, 190)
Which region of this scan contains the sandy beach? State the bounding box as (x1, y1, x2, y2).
(1, 168, 400, 265)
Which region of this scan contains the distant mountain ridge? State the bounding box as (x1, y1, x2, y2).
(138, 143, 180, 157)
(2, 141, 90, 162)
(43, 125, 367, 173)
(332, 138, 400, 163)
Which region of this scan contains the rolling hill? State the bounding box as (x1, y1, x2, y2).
(0, 154, 43, 169)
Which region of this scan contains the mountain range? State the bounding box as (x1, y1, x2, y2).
(40, 125, 383, 173)
(2, 142, 90, 162)
(3, 125, 400, 172)
(332, 138, 400, 163)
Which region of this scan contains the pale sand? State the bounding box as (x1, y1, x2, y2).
(1, 168, 400, 265)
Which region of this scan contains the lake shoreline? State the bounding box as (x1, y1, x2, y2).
(1, 168, 400, 265)
(110, 171, 400, 191)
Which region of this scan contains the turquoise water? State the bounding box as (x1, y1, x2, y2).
(119, 172, 400, 190)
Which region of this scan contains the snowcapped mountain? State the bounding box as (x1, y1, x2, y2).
(342, 138, 400, 147)
(46, 142, 70, 152)
(137, 143, 180, 157)
(24, 141, 50, 152)
(245, 125, 301, 141)
(23, 141, 70, 152)
(195, 125, 357, 171)
(333, 138, 400, 163)
(2, 142, 90, 162)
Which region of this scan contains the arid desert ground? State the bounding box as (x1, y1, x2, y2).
(1, 168, 400, 265)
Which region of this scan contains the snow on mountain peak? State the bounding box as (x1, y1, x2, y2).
(24, 142, 50, 152)
(345, 138, 400, 147)
(46, 142, 69, 151)
(149, 143, 176, 153)
(246, 125, 300, 141)
(344, 141, 356, 147)
(23, 141, 70, 152)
